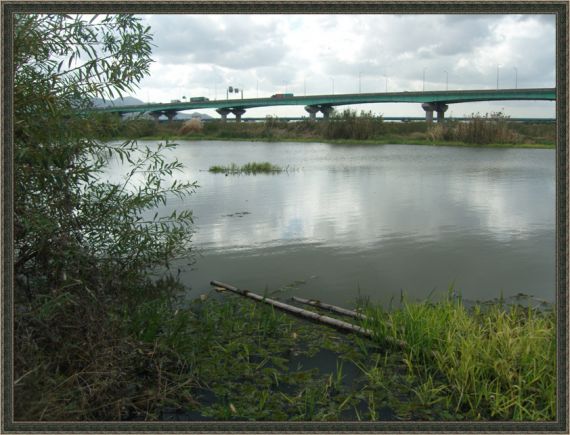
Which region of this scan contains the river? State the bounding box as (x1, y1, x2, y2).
(105, 140, 556, 308)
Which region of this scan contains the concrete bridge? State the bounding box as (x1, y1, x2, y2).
(94, 88, 556, 123)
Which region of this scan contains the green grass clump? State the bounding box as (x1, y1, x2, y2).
(360, 294, 556, 420)
(209, 162, 282, 174)
(209, 162, 241, 173)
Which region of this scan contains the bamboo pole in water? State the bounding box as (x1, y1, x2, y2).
(291, 296, 368, 320)
(292, 296, 395, 330)
(210, 280, 406, 348)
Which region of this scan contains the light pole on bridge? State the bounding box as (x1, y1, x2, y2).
(422, 67, 427, 91)
(496, 65, 501, 89)
(331, 78, 334, 95)
(513, 67, 518, 89)
(444, 70, 448, 91)
(359, 71, 362, 94)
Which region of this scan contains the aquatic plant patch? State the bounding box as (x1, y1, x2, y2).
(208, 162, 283, 174)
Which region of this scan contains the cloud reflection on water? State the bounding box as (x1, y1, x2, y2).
(103, 141, 555, 303)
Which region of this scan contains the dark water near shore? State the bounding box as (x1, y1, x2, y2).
(105, 140, 555, 308)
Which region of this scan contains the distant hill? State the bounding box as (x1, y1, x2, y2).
(91, 96, 214, 120)
(91, 96, 145, 108)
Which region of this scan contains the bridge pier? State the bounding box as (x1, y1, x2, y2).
(164, 110, 177, 123)
(422, 103, 435, 124)
(422, 102, 449, 123)
(231, 108, 246, 122)
(304, 105, 320, 120)
(435, 103, 448, 122)
(320, 106, 334, 119)
(216, 108, 231, 122)
(149, 111, 162, 122)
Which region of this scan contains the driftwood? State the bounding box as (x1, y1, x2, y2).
(292, 296, 368, 320)
(210, 280, 406, 348)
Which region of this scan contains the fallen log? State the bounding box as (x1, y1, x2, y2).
(292, 296, 368, 320)
(210, 280, 406, 348)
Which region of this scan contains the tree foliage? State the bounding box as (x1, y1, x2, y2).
(13, 14, 197, 419)
(14, 14, 196, 302)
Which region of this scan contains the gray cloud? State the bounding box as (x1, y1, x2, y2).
(304, 15, 553, 89)
(146, 15, 287, 68)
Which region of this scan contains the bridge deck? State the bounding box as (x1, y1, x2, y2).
(93, 88, 556, 114)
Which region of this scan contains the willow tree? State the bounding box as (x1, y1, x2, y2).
(13, 14, 197, 419)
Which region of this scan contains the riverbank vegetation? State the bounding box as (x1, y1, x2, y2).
(108, 109, 555, 148)
(361, 295, 556, 420)
(16, 285, 556, 421)
(13, 13, 556, 423)
(209, 162, 283, 174)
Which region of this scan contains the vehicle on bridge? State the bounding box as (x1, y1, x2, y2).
(271, 93, 294, 99)
(190, 96, 209, 102)
(170, 99, 181, 103)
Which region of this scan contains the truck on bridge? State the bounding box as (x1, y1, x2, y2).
(271, 93, 294, 99)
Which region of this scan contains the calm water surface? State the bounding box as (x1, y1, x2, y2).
(106, 140, 555, 307)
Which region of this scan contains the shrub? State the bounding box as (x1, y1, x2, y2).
(179, 118, 204, 135)
(428, 113, 523, 145)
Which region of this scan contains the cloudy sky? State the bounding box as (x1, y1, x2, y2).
(133, 14, 556, 118)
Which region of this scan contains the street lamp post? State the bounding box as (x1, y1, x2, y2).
(422, 67, 427, 91)
(385, 76, 388, 92)
(513, 67, 518, 89)
(496, 65, 501, 89)
(331, 78, 334, 95)
(444, 70, 448, 91)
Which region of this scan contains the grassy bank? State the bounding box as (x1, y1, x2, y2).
(360, 295, 556, 420)
(110, 110, 556, 149)
(16, 286, 555, 421)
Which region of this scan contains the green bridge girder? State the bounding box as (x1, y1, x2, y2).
(94, 88, 556, 115)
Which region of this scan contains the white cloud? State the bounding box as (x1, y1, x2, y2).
(132, 14, 556, 118)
